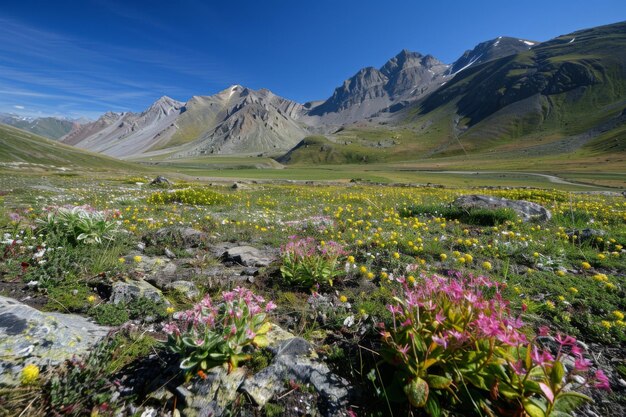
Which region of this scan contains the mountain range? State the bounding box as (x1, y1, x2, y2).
(4, 20, 625, 166)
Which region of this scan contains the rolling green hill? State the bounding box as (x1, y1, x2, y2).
(0, 124, 139, 171)
(280, 21, 626, 170)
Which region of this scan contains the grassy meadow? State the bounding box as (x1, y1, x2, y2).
(1, 169, 625, 416)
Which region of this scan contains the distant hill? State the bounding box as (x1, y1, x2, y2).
(0, 114, 78, 140)
(0, 123, 138, 171)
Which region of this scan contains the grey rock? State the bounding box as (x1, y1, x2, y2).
(0, 295, 109, 386)
(136, 242, 146, 252)
(165, 280, 199, 299)
(149, 176, 171, 186)
(151, 226, 208, 248)
(453, 194, 552, 222)
(241, 336, 351, 415)
(221, 246, 275, 267)
(566, 228, 605, 242)
(182, 366, 246, 417)
(148, 261, 179, 289)
(164, 247, 176, 259)
(111, 279, 164, 304)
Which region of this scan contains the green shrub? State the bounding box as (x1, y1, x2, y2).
(89, 303, 129, 326)
(36, 206, 119, 245)
(46, 339, 122, 416)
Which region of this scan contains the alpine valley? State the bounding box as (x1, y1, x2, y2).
(5, 21, 626, 173)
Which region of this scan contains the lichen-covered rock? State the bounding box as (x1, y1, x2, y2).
(110, 279, 164, 304)
(453, 194, 552, 222)
(221, 245, 276, 267)
(165, 280, 199, 299)
(148, 226, 208, 248)
(181, 366, 247, 417)
(0, 296, 109, 386)
(241, 337, 351, 415)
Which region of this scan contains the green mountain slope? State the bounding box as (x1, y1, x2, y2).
(0, 124, 138, 171)
(279, 21, 626, 169)
(0, 117, 75, 140)
(418, 21, 626, 149)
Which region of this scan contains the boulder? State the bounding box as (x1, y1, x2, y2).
(0, 296, 110, 386)
(181, 366, 247, 417)
(110, 279, 165, 304)
(148, 226, 208, 248)
(221, 246, 276, 267)
(566, 228, 606, 243)
(453, 194, 551, 222)
(165, 280, 199, 299)
(240, 336, 351, 415)
(149, 176, 171, 186)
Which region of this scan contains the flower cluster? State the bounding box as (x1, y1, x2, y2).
(380, 272, 608, 416)
(280, 236, 347, 288)
(164, 287, 276, 376)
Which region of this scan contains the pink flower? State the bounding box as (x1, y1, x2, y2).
(432, 334, 448, 349)
(163, 322, 180, 336)
(555, 333, 577, 347)
(509, 360, 526, 375)
(265, 301, 277, 311)
(538, 326, 550, 336)
(593, 370, 611, 390)
(574, 358, 591, 372)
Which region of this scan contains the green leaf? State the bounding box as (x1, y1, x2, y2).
(425, 375, 453, 390)
(549, 411, 574, 417)
(523, 398, 547, 417)
(404, 377, 429, 408)
(180, 357, 198, 370)
(553, 392, 593, 413)
(551, 361, 565, 387)
(425, 394, 442, 417)
(464, 372, 489, 390)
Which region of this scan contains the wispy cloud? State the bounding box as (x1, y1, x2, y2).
(13, 105, 24, 109)
(0, 16, 236, 117)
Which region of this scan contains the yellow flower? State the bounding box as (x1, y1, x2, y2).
(601, 320, 612, 329)
(407, 275, 415, 284)
(482, 261, 492, 270)
(367, 272, 375, 280)
(545, 300, 555, 310)
(464, 254, 473, 263)
(380, 272, 388, 280)
(597, 253, 606, 260)
(20, 364, 39, 385)
(392, 252, 400, 259)
(133, 255, 142, 263)
(439, 253, 447, 261)
(568, 287, 578, 294)
(581, 261, 591, 270)
(87, 295, 96, 303)
(347, 255, 355, 264)
(533, 252, 540, 258)
(359, 266, 368, 274)
(339, 295, 348, 303)
(166, 306, 175, 314)
(118, 257, 126, 264)
(613, 310, 624, 320)
(555, 270, 566, 277)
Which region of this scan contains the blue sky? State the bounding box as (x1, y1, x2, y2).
(1, 0, 625, 119)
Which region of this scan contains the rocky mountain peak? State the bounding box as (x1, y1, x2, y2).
(446, 36, 538, 76)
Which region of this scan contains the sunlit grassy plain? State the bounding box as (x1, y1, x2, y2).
(1, 122, 625, 415)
